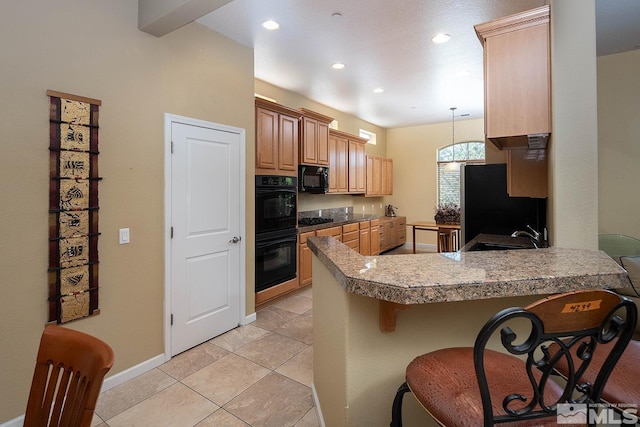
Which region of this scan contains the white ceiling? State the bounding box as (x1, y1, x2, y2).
(198, 0, 640, 128)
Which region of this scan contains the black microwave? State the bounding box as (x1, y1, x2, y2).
(298, 165, 329, 194)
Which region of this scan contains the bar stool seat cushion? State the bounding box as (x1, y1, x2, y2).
(406, 347, 564, 426)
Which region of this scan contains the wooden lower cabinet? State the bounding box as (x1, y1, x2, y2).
(370, 219, 380, 255)
(342, 223, 360, 251)
(379, 216, 406, 253)
(298, 220, 379, 286)
(298, 231, 316, 288)
(359, 221, 370, 256)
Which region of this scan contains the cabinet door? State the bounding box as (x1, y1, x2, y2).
(317, 122, 329, 165)
(349, 140, 366, 193)
(328, 135, 338, 193)
(483, 17, 550, 140)
(382, 158, 393, 195)
(359, 221, 370, 255)
(507, 149, 548, 197)
(337, 136, 348, 192)
(396, 217, 406, 245)
(328, 133, 348, 193)
(366, 155, 383, 196)
(299, 231, 315, 287)
(301, 117, 318, 164)
(370, 220, 380, 255)
(372, 156, 382, 195)
(278, 113, 298, 172)
(366, 155, 374, 196)
(256, 107, 278, 170)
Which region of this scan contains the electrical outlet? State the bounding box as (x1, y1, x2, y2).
(119, 228, 130, 244)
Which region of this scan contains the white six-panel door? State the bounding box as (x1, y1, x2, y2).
(169, 118, 243, 356)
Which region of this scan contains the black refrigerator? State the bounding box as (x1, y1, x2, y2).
(461, 164, 546, 244)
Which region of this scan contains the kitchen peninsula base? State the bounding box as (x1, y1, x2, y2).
(312, 257, 539, 427)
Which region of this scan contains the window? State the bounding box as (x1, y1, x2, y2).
(359, 129, 376, 145)
(437, 141, 485, 206)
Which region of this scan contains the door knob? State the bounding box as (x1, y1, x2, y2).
(229, 236, 241, 243)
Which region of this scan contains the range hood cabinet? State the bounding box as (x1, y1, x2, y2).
(475, 5, 551, 151)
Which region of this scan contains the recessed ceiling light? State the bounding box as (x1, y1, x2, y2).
(432, 33, 451, 44)
(332, 63, 345, 70)
(262, 20, 280, 30)
(332, 12, 342, 20)
(373, 88, 384, 93)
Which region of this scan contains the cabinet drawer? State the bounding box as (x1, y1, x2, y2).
(359, 220, 370, 230)
(316, 226, 342, 238)
(342, 230, 359, 243)
(299, 231, 316, 244)
(345, 239, 360, 251)
(370, 218, 380, 227)
(342, 223, 359, 233)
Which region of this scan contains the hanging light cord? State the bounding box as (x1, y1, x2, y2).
(450, 107, 457, 161)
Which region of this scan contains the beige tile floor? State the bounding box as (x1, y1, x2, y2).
(92, 286, 318, 427)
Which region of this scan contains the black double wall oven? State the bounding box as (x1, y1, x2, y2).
(255, 176, 297, 293)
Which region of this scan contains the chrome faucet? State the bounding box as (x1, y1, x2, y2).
(511, 225, 542, 248)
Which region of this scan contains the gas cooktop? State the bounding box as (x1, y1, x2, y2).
(298, 217, 335, 226)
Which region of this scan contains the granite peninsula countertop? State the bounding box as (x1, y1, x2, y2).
(307, 236, 629, 305)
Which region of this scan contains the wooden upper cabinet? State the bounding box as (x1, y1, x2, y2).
(381, 158, 393, 195)
(365, 155, 392, 196)
(255, 98, 301, 176)
(474, 5, 551, 150)
(329, 129, 366, 194)
(256, 106, 278, 171)
(328, 131, 348, 193)
(348, 137, 367, 194)
(299, 108, 333, 166)
(507, 149, 548, 198)
(278, 114, 298, 172)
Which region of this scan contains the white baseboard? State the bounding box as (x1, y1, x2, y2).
(101, 353, 165, 393)
(311, 384, 325, 427)
(0, 415, 23, 427)
(242, 312, 257, 325)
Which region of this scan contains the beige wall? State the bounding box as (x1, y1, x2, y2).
(597, 50, 640, 239)
(0, 1, 254, 421)
(386, 119, 505, 246)
(255, 80, 390, 215)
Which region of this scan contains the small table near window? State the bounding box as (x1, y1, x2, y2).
(408, 221, 461, 253)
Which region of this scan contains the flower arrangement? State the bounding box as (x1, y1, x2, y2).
(434, 203, 460, 224)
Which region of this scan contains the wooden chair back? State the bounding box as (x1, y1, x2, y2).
(24, 325, 114, 427)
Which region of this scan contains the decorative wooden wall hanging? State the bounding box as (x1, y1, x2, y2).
(47, 90, 102, 323)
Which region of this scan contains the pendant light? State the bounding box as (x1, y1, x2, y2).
(445, 107, 460, 172)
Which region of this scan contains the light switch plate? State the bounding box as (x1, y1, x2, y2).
(119, 228, 130, 244)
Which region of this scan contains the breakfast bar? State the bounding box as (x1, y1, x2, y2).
(307, 236, 629, 426)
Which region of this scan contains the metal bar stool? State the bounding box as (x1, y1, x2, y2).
(390, 290, 637, 426)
